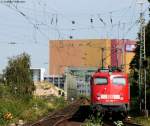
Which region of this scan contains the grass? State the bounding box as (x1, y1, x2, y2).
(129, 96, 150, 126)
(83, 113, 103, 126)
(0, 84, 67, 126)
(0, 96, 67, 125)
(132, 116, 150, 126)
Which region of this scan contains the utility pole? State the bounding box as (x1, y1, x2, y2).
(137, 0, 144, 112)
(122, 22, 126, 72)
(101, 48, 104, 68)
(137, 0, 146, 113)
(122, 39, 125, 73)
(143, 26, 148, 117)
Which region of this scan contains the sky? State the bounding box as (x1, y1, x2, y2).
(0, 0, 149, 74)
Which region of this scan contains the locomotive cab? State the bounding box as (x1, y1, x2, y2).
(90, 67, 130, 116)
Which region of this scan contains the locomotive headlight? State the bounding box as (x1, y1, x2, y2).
(97, 96, 101, 100)
(97, 93, 101, 100)
(120, 96, 124, 100)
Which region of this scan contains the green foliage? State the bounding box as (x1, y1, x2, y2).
(0, 93, 67, 125)
(114, 121, 124, 126)
(0, 97, 26, 125)
(133, 116, 150, 126)
(52, 96, 67, 108)
(78, 94, 89, 99)
(129, 44, 140, 70)
(83, 113, 103, 126)
(146, 88, 150, 110)
(19, 97, 50, 122)
(130, 21, 150, 70)
(130, 97, 140, 116)
(129, 7, 150, 111)
(0, 85, 11, 98)
(145, 21, 150, 56)
(3, 52, 35, 98)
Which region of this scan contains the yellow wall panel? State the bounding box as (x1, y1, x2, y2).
(49, 39, 135, 75)
(125, 53, 135, 73)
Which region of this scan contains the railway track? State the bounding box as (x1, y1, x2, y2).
(23, 98, 143, 126)
(30, 114, 73, 126)
(55, 119, 143, 126)
(23, 98, 89, 126)
(52, 112, 143, 126)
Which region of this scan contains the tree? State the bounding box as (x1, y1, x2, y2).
(129, 0, 150, 110)
(145, 21, 150, 56)
(3, 53, 35, 98)
(130, 23, 150, 81)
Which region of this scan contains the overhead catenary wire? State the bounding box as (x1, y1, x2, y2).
(1, 0, 148, 43)
(1, 0, 148, 75)
(5, 3, 50, 40)
(0, 2, 51, 46)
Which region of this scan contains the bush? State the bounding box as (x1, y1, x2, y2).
(83, 113, 103, 126)
(3, 53, 35, 99)
(0, 98, 26, 125)
(0, 84, 67, 125)
(0, 95, 67, 125)
(0, 85, 11, 98)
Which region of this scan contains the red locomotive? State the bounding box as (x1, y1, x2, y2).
(90, 67, 130, 117)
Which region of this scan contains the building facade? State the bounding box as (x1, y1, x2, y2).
(31, 68, 45, 82)
(64, 67, 97, 100)
(49, 39, 136, 75)
(44, 75, 65, 89)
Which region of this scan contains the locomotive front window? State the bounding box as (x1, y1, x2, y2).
(94, 78, 108, 85)
(112, 77, 126, 85)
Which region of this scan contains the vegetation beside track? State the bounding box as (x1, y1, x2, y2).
(132, 116, 150, 126)
(82, 113, 103, 126)
(0, 84, 67, 126)
(0, 53, 67, 126)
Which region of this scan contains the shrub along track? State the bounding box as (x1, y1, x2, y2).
(103, 120, 143, 126)
(23, 98, 90, 126)
(123, 120, 143, 126)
